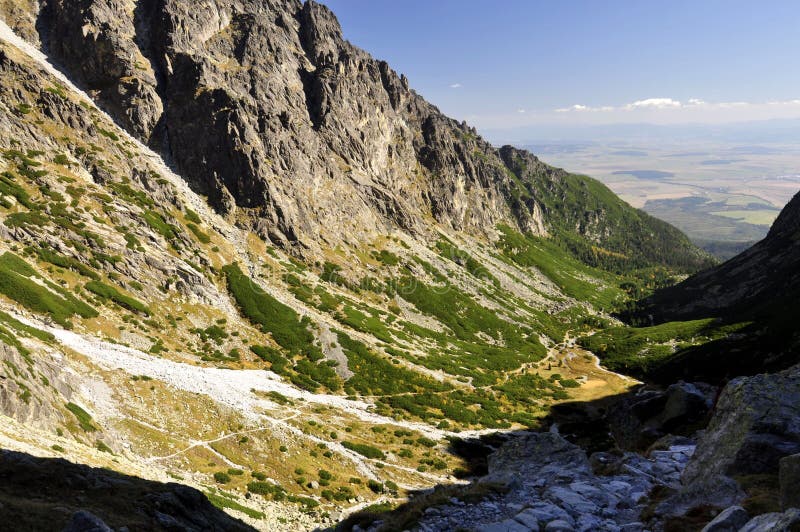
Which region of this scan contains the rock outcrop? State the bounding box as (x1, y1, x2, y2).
(683, 364, 800, 484)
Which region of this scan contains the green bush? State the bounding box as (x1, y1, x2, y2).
(247, 481, 286, 500)
(213, 472, 231, 484)
(85, 280, 150, 315)
(367, 480, 385, 493)
(341, 441, 386, 460)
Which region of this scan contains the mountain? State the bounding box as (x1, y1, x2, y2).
(630, 190, 800, 381)
(20, 0, 709, 272)
(0, 1, 732, 530)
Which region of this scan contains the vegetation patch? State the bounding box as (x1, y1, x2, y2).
(341, 441, 386, 460)
(85, 281, 150, 315)
(579, 318, 750, 375)
(66, 402, 96, 432)
(0, 252, 97, 327)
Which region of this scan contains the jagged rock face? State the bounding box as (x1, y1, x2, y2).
(39, 0, 163, 140)
(683, 364, 800, 485)
(33, 0, 532, 248)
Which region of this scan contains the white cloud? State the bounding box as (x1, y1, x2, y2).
(474, 98, 800, 130)
(556, 104, 590, 112)
(624, 97, 682, 110)
(449, 83, 462, 89)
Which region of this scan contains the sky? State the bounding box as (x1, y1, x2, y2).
(321, 1, 800, 135)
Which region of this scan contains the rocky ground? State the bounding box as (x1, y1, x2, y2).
(346, 367, 800, 532)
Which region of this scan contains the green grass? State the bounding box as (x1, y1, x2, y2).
(85, 281, 150, 315)
(0, 171, 35, 208)
(186, 222, 211, 243)
(0, 252, 98, 327)
(496, 225, 624, 308)
(0, 310, 54, 343)
(66, 402, 96, 432)
(205, 491, 265, 520)
(184, 208, 202, 224)
(142, 209, 177, 240)
(435, 239, 498, 285)
(27, 245, 100, 280)
(578, 318, 750, 375)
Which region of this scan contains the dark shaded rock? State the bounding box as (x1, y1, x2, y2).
(780, 453, 800, 510)
(700, 505, 749, 532)
(655, 474, 745, 520)
(62, 510, 113, 532)
(608, 382, 713, 451)
(683, 365, 800, 484)
(740, 508, 800, 532)
(486, 432, 591, 486)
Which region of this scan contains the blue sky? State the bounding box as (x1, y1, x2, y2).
(321, 1, 800, 131)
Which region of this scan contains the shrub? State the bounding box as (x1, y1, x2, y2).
(85, 280, 150, 315)
(247, 481, 286, 500)
(417, 437, 437, 448)
(367, 480, 385, 493)
(341, 441, 386, 460)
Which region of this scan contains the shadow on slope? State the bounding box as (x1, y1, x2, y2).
(0, 449, 255, 531)
(334, 389, 646, 531)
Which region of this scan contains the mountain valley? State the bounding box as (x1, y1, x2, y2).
(0, 2, 798, 531)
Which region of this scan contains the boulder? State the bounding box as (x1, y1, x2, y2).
(544, 519, 574, 532)
(62, 510, 112, 532)
(513, 503, 572, 529)
(683, 364, 800, 484)
(655, 474, 744, 519)
(779, 453, 800, 510)
(486, 432, 591, 486)
(700, 505, 749, 532)
(476, 519, 531, 532)
(739, 508, 800, 532)
(608, 382, 713, 451)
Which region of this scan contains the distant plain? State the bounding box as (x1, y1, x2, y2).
(523, 138, 800, 258)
